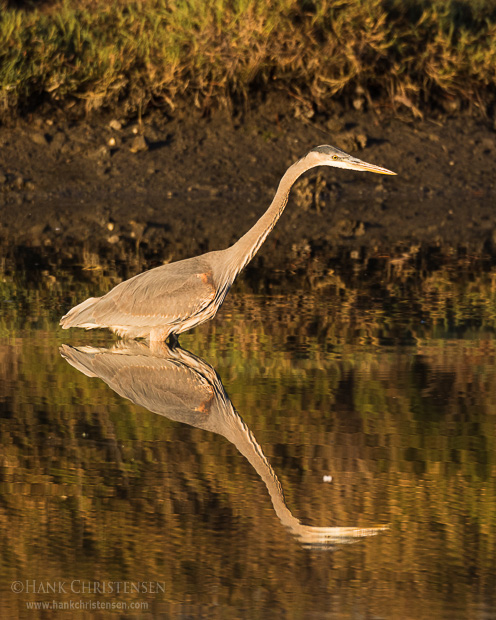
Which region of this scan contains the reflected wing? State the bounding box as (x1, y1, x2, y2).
(59, 344, 219, 423)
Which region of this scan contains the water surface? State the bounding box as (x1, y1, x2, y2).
(1, 272, 496, 618)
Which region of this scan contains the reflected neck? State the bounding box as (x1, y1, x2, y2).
(222, 412, 301, 531)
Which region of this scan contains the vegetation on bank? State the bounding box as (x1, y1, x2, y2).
(1, 0, 496, 117)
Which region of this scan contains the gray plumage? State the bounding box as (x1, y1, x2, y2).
(60, 145, 395, 342)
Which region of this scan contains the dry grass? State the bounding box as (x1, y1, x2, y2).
(1, 0, 496, 116)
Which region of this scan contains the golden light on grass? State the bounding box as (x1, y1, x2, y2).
(0, 0, 495, 116)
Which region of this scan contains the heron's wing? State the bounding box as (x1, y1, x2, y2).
(91, 257, 216, 328)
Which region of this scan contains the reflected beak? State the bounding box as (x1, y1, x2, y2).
(349, 157, 397, 175)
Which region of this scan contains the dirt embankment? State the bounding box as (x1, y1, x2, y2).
(0, 98, 495, 278)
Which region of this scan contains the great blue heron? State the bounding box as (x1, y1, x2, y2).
(60, 341, 388, 547)
(60, 145, 396, 342)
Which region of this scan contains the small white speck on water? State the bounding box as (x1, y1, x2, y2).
(323, 475, 332, 483)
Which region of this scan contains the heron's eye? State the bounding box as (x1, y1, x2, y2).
(332, 155, 339, 160)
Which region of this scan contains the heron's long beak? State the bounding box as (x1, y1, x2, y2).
(349, 157, 397, 175)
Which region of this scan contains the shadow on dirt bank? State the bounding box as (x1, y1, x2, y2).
(1, 96, 495, 283)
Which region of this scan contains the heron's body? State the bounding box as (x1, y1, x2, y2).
(63, 251, 231, 341)
(60, 145, 395, 341)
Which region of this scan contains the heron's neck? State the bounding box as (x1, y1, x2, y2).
(226, 157, 311, 279)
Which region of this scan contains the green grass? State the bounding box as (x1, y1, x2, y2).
(1, 0, 496, 117)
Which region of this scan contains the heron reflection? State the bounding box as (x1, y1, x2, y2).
(60, 342, 387, 548)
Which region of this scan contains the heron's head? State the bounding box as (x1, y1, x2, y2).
(305, 145, 396, 175)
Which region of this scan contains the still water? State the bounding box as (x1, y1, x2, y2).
(1, 266, 496, 618)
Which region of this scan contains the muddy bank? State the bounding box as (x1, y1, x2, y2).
(1, 99, 495, 282)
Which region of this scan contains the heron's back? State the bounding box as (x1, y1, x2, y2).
(60, 250, 228, 338)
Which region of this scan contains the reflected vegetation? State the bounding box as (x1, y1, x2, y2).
(61, 341, 387, 548)
(1, 258, 496, 618)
